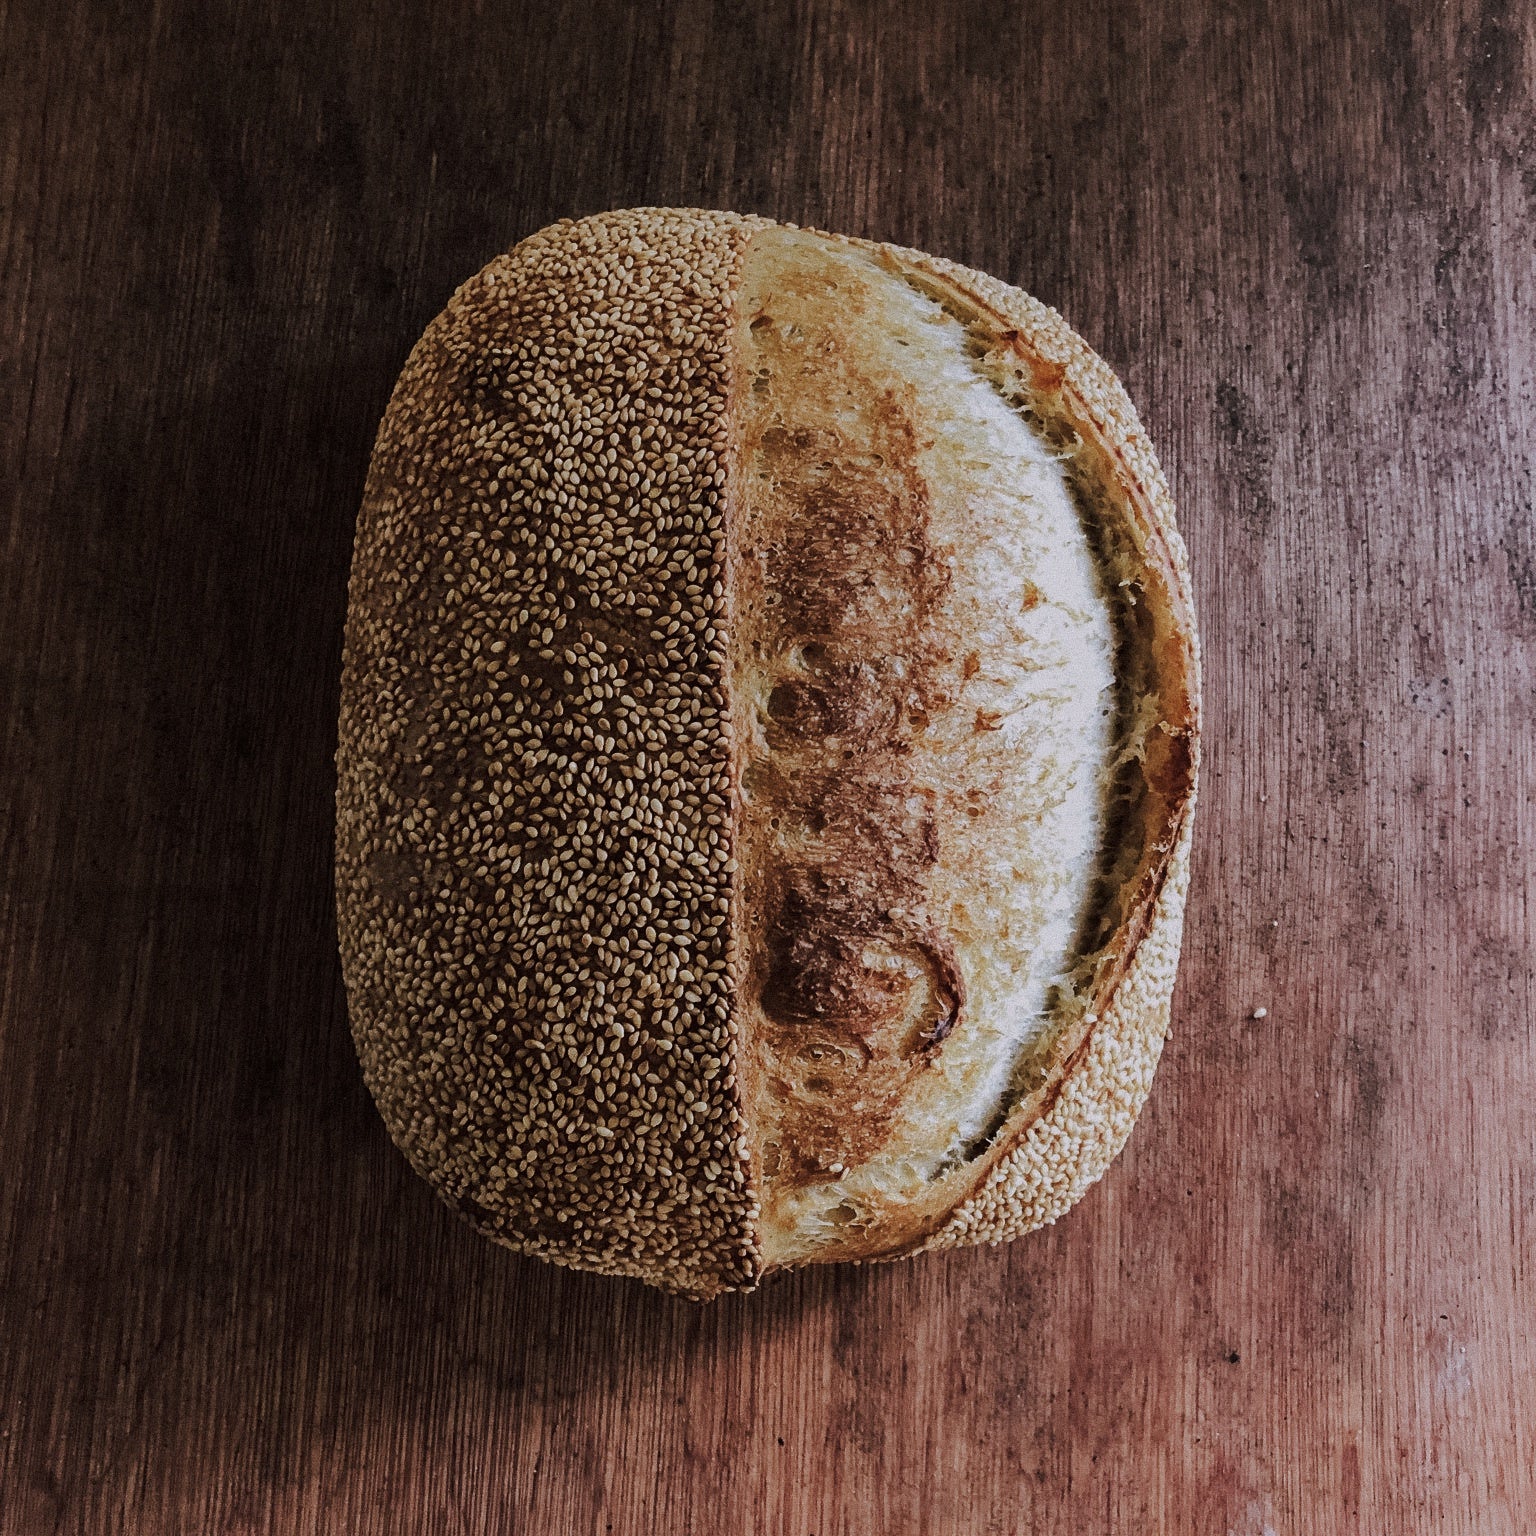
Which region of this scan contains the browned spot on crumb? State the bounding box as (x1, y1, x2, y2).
(734, 250, 973, 1193)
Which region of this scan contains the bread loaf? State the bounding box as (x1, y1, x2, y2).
(335, 209, 1199, 1298)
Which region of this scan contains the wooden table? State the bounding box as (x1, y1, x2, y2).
(3, 2, 1532, 1530)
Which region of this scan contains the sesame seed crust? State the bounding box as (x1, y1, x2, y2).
(336, 208, 771, 1299)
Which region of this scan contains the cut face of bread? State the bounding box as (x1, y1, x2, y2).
(731, 230, 1118, 1264)
(335, 209, 1199, 1299)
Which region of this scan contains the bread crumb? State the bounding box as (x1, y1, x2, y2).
(1251, 1006, 1268, 1019)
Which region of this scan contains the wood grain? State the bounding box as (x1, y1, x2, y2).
(2, 0, 1532, 1530)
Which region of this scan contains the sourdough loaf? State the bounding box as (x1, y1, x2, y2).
(335, 209, 1199, 1298)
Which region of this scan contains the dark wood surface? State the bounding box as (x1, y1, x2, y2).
(3, 1, 1533, 1530)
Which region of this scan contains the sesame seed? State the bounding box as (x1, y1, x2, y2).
(336, 209, 768, 1299)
